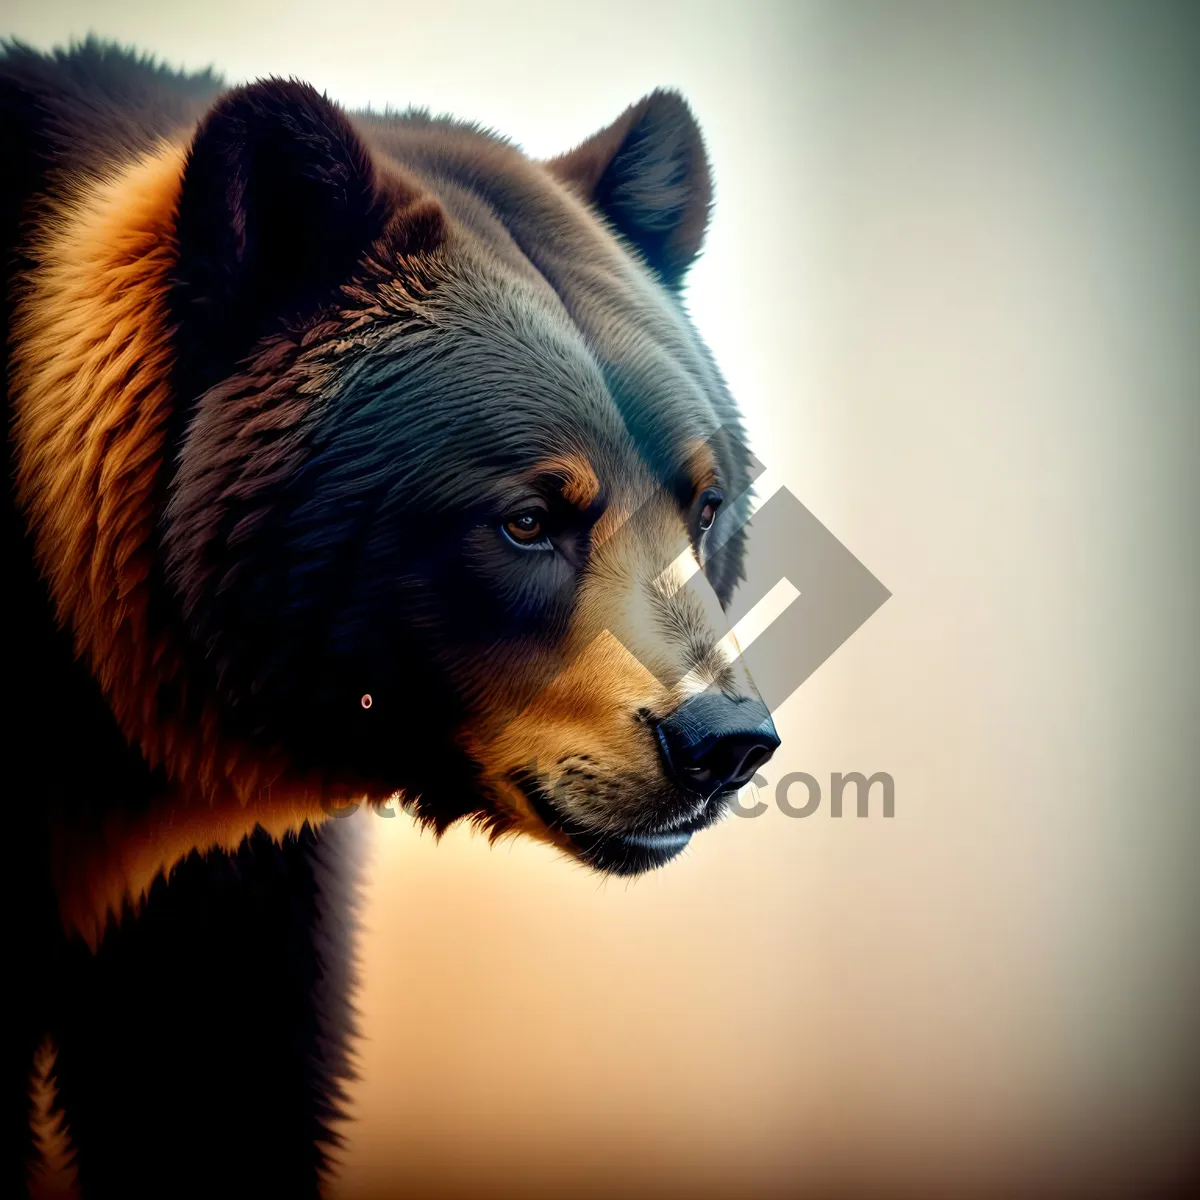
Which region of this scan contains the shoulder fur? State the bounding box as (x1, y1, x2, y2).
(10, 145, 331, 944)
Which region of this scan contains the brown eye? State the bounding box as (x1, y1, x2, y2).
(502, 510, 552, 550)
(697, 488, 723, 532)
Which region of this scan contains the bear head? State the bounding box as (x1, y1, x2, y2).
(156, 80, 780, 875)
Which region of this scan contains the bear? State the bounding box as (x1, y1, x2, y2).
(1, 38, 780, 1196)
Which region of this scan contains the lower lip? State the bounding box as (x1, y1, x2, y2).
(514, 775, 697, 869)
(581, 826, 693, 874)
(618, 830, 693, 850)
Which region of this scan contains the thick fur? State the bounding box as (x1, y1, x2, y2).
(2, 38, 766, 1195)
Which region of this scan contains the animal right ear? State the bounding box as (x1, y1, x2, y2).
(172, 78, 441, 380)
(546, 90, 712, 290)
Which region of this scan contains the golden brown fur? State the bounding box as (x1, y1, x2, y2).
(11, 145, 328, 943)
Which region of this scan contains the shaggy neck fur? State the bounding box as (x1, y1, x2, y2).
(11, 144, 329, 944)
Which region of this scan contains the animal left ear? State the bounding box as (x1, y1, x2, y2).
(172, 78, 441, 385)
(546, 90, 712, 289)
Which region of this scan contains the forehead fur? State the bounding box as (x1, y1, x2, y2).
(309, 248, 635, 510)
(360, 113, 749, 475)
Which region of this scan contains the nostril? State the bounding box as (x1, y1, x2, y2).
(727, 741, 775, 788)
(702, 735, 778, 791)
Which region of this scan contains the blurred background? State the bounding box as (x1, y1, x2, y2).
(11, 2, 1199, 1196)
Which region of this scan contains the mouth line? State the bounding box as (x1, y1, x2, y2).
(618, 828, 692, 847)
(509, 771, 722, 875)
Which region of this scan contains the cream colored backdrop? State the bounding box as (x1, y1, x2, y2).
(8, 2, 1198, 1196)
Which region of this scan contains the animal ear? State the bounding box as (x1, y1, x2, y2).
(173, 79, 441, 375)
(546, 90, 712, 289)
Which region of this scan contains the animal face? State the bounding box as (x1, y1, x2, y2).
(158, 81, 780, 873)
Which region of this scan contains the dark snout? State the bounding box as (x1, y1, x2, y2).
(656, 694, 780, 796)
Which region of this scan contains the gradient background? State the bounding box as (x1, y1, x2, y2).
(10, 2, 1199, 1196)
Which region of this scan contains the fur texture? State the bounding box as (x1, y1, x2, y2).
(2, 37, 772, 1195)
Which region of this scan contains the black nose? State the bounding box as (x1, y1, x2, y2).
(656, 694, 781, 795)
